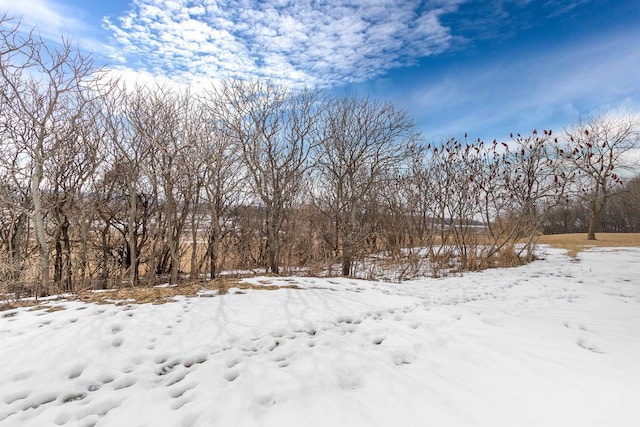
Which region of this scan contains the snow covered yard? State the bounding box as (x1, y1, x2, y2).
(1, 246, 639, 427)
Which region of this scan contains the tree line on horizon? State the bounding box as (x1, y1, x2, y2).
(1, 16, 639, 297)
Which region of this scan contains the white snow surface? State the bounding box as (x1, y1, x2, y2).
(1, 247, 639, 427)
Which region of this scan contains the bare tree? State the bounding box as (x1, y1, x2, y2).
(217, 80, 321, 274)
(562, 113, 640, 240)
(128, 84, 195, 284)
(425, 138, 482, 271)
(314, 95, 417, 276)
(0, 18, 98, 295)
(196, 88, 245, 278)
(473, 131, 565, 262)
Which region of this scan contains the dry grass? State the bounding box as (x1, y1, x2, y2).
(536, 233, 640, 257)
(1, 278, 301, 312)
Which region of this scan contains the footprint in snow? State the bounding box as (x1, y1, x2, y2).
(256, 394, 276, 407)
(272, 355, 287, 364)
(18, 392, 57, 411)
(112, 336, 124, 348)
(170, 398, 190, 410)
(98, 374, 115, 384)
(271, 329, 286, 338)
(54, 411, 71, 425)
(182, 354, 207, 368)
(224, 370, 240, 382)
(268, 340, 282, 351)
(577, 338, 604, 354)
(60, 391, 87, 403)
(68, 363, 86, 379)
(112, 377, 136, 390)
(169, 383, 196, 398)
(181, 413, 201, 427)
(166, 370, 189, 386)
(3, 390, 30, 405)
(157, 360, 182, 376)
(154, 355, 169, 365)
(11, 371, 32, 381)
(76, 398, 122, 418)
(391, 351, 415, 366)
(372, 337, 385, 345)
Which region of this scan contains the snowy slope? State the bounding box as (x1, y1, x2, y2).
(1, 247, 639, 427)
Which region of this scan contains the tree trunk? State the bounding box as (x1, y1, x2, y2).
(100, 225, 110, 289)
(61, 217, 72, 292)
(167, 198, 180, 286)
(54, 226, 62, 290)
(78, 197, 89, 289)
(189, 206, 199, 280)
(9, 211, 26, 281)
(209, 232, 219, 279)
(31, 148, 49, 297)
(266, 204, 279, 274)
(341, 244, 352, 276)
(587, 204, 599, 241)
(127, 180, 138, 286)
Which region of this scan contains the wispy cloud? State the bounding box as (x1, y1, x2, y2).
(403, 29, 640, 141)
(103, 0, 464, 86)
(0, 0, 118, 59)
(0, 0, 77, 36)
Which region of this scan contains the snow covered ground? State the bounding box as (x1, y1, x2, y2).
(1, 246, 639, 427)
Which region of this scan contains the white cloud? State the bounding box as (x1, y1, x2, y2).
(103, 0, 463, 87)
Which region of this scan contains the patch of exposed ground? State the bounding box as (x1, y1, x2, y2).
(1, 278, 301, 312)
(536, 233, 640, 257)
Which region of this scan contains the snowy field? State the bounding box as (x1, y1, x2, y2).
(1, 246, 639, 427)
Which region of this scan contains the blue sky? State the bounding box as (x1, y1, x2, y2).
(1, 0, 638, 142)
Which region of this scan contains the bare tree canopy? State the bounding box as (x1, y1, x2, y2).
(561, 113, 640, 240)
